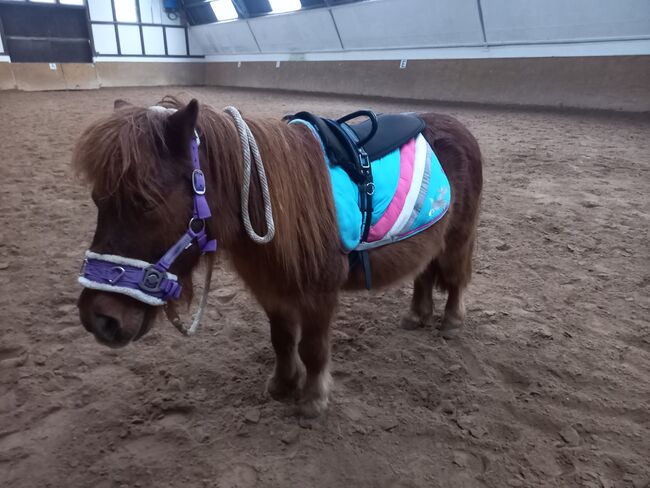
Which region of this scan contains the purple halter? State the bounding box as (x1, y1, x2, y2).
(78, 130, 217, 306)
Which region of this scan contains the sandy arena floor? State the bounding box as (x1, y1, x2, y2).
(0, 87, 649, 488)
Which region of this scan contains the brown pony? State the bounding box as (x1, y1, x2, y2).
(74, 97, 483, 417)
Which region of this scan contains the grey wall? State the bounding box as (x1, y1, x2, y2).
(196, 0, 650, 112)
(205, 56, 650, 112)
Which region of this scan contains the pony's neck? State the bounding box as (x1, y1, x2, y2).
(200, 111, 284, 251)
(196, 107, 342, 290)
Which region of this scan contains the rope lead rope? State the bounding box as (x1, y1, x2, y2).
(165, 253, 215, 337)
(224, 106, 275, 244)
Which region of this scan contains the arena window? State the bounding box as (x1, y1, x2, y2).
(114, 0, 139, 23)
(268, 0, 301, 14)
(210, 0, 239, 21)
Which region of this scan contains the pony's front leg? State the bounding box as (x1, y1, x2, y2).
(297, 293, 337, 418)
(266, 308, 303, 402)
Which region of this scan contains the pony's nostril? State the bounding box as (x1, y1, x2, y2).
(93, 313, 121, 342)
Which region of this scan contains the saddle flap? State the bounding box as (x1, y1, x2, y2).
(347, 113, 425, 161)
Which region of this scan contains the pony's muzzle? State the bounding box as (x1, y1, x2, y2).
(78, 289, 147, 347)
(90, 313, 123, 345)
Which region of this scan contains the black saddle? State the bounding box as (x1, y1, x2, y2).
(285, 110, 425, 289)
(286, 110, 425, 185)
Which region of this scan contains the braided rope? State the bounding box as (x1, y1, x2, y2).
(224, 106, 275, 244)
(165, 253, 214, 337)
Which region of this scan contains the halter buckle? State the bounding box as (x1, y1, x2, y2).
(359, 149, 370, 169)
(139, 266, 165, 293)
(192, 169, 206, 195)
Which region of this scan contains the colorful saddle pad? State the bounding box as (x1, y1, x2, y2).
(293, 120, 451, 252)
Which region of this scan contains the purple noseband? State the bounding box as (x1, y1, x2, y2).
(79, 130, 217, 306)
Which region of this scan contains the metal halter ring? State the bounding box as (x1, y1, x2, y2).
(189, 217, 205, 234)
(365, 182, 375, 196)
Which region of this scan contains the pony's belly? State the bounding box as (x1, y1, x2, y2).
(342, 221, 447, 291)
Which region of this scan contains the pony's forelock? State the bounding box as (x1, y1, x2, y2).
(72, 97, 186, 213)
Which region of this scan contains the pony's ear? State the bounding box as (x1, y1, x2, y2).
(167, 99, 199, 137)
(165, 99, 199, 156)
(113, 99, 131, 111)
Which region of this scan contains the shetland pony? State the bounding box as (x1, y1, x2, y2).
(75, 98, 483, 417)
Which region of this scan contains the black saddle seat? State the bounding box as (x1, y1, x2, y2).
(347, 112, 425, 161)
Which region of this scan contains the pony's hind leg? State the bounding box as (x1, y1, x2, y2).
(401, 261, 436, 330)
(441, 286, 465, 339)
(296, 293, 337, 418)
(437, 231, 476, 339)
(266, 307, 303, 402)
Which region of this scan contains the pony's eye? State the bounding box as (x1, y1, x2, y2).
(142, 201, 158, 213)
(133, 196, 158, 213)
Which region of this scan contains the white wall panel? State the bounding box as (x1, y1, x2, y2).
(88, 0, 114, 22)
(483, 0, 650, 43)
(191, 23, 259, 54)
(165, 27, 187, 56)
(188, 28, 204, 56)
(118, 24, 143, 55)
(249, 9, 341, 52)
(92, 24, 119, 55)
(332, 0, 484, 49)
(142, 25, 166, 55)
(139, 0, 161, 23)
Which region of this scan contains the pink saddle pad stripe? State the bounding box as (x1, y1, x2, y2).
(367, 138, 416, 241)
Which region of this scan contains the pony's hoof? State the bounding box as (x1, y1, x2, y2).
(296, 397, 327, 418)
(266, 374, 300, 403)
(439, 326, 462, 339)
(401, 313, 429, 330)
(439, 316, 463, 339)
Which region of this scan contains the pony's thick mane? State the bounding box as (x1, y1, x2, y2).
(74, 96, 340, 290)
(196, 100, 340, 288)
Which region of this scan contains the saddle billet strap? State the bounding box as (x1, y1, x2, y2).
(339, 123, 374, 242)
(348, 250, 372, 290)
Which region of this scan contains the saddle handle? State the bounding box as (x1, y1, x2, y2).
(337, 110, 378, 147)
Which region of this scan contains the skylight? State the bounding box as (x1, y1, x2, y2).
(211, 0, 238, 21)
(269, 0, 302, 14)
